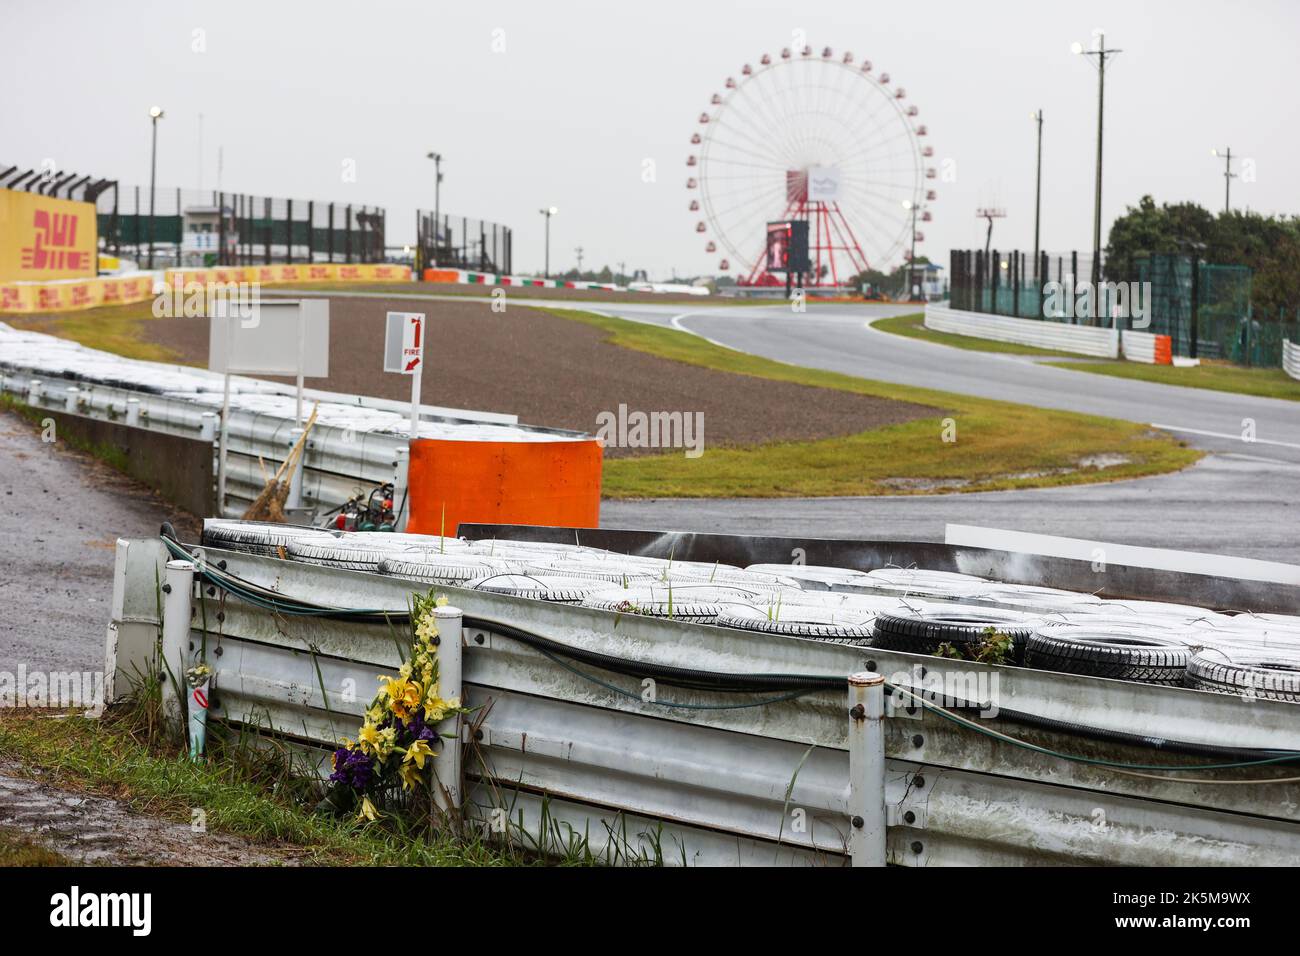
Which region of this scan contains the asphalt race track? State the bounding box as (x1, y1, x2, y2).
(283, 292, 1300, 562)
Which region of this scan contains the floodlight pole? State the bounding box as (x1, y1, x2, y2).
(147, 107, 164, 269)
(1032, 109, 1043, 279)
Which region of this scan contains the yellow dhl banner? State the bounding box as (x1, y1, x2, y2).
(0, 189, 97, 282)
(0, 274, 154, 313)
(163, 262, 410, 287)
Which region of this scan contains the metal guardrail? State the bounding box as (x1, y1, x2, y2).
(0, 362, 584, 520)
(108, 536, 1300, 866)
(1285, 339, 1300, 381)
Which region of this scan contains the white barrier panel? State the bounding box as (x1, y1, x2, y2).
(924, 305, 1119, 358)
(1120, 329, 1156, 364)
(1284, 339, 1300, 381)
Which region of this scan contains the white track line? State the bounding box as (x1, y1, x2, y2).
(1151, 423, 1300, 450)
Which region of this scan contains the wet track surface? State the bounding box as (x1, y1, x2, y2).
(0, 410, 200, 675)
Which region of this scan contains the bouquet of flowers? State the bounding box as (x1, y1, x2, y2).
(327, 591, 470, 821)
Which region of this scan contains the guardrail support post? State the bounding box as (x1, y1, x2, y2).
(199, 412, 218, 442)
(431, 605, 463, 815)
(847, 671, 887, 867)
(64, 387, 78, 412)
(160, 559, 195, 735)
(27, 379, 41, 406)
(125, 397, 140, 426)
(392, 445, 410, 532)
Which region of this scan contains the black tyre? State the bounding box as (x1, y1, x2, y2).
(715, 606, 876, 645)
(872, 607, 1041, 662)
(1184, 652, 1300, 702)
(1025, 627, 1190, 684)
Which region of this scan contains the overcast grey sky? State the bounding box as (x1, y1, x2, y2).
(5, 0, 1296, 278)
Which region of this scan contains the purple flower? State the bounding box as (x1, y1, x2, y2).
(329, 747, 376, 791)
(396, 710, 441, 745)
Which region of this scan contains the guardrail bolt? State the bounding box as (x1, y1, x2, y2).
(473, 729, 484, 742)
(911, 841, 924, 854)
(161, 583, 172, 594)
(911, 734, 924, 747)
(865, 660, 877, 672)
(474, 633, 485, 645)
(849, 703, 866, 721)
(851, 815, 865, 829)
(913, 775, 926, 789)
(904, 810, 916, 825)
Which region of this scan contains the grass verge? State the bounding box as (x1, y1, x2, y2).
(543, 307, 1201, 498)
(0, 708, 515, 866)
(871, 312, 1083, 358)
(0, 824, 70, 866)
(1047, 359, 1300, 402)
(8, 302, 183, 363)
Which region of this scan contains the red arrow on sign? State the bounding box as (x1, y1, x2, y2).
(405, 357, 421, 372)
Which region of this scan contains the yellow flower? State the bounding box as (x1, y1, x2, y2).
(378, 675, 422, 720)
(358, 796, 378, 822)
(404, 738, 435, 769)
(398, 761, 422, 791)
(398, 661, 413, 680)
(435, 595, 449, 607)
(357, 722, 382, 756)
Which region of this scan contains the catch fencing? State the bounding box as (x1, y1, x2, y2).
(97, 186, 388, 270)
(417, 210, 513, 275)
(105, 533, 1300, 867)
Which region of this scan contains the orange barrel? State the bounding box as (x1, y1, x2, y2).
(406, 438, 602, 534)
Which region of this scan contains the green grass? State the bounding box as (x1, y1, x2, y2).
(0, 709, 519, 866)
(9, 302, 183, 363)
(871, 312, 1084, 358)
(0, 825, 70, 866)
(1047, 359, 1300, 402)
(543, 307, 1201, 498)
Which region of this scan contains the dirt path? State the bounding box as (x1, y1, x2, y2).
(0, 759, 303, 866)
(0, 410, 201, 676)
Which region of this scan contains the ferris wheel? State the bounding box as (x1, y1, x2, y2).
(688, 45, 935, 287)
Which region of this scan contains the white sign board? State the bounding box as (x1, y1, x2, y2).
(808, 166, 841, 202)
(384, 312, 426, 375)
(208, 299, 330, 377)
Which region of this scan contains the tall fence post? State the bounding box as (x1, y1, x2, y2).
(432, 605, 464, 815)
(392, 445, 410, 532)
(847, 671, 886, 867)
(160, 559, 196, 733)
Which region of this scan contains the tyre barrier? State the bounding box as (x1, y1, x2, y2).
(198, 519, 1300, 694)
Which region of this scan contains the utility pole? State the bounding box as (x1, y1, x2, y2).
(975, 208, 1006, 261)
(1211, 147, 1235, 213)
(618, 260, 626, 283)
(902, 200, 919, 299)
(1073, 33, 1122, 288)
(1031, 109, 1043, 279)
(575, 245, 584, 273)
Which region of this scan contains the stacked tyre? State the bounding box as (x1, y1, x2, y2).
(871, 606, 1044, 663)
(1023, 625, 1190, 685)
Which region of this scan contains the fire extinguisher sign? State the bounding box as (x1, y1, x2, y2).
(384, 311, 426, 375)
